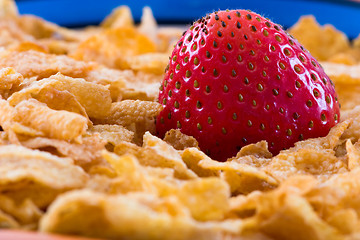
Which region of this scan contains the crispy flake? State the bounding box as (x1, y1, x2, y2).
(93, 100, 162, 126)
(289, 15, 350, 61)
(0, 49, 95, 79)
(40, 190, 243, 240)
(9, 73, 112, 118)
(0, 145, 88, 207)
(164, 129, 199, 150)
(12, 99, 88, 141)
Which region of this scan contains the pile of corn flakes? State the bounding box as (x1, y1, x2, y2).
(1, 0, 360, 239)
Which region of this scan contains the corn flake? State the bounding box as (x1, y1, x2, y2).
(40, 189, 243, 240)
(164, 129, 199, 150)
(289, 15, 350, 61)
(0, 145, 88, 207)
(11, 99, 88, 141)
(93, 100, 162, 127)
(21, 135, 106, 169)
(8, 73, 112, 119)
(71, 27, 156, 70)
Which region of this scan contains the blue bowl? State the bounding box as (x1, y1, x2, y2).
(16, 0, 360, 39)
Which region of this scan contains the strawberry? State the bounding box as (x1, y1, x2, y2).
(156, 10, 340, 161)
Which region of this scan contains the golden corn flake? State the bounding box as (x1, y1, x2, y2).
(290, 119, 350, 151)
(8, 77, 88, 120)
(84, 67, 128, 101)
(103, 152, 155, 194)
(326, 208, 360, 235)
(138, 7, 158, 45)
(345, 140, 360, 170)
(38, 38, 77, 55)
(8, 73, 112, 119)
(126, 53, 169, 75)
(322, 62, 360, 84)
(8, 41, 48, 53)
(16, 14, 85, 42)
(341, 107, 360, 142)
(0, 145, 88, 207)
(181, 148, 219, 177)
(0, 49, 95, 79)
(40, 190, 243, 240)
(322, 62, 360, 110)
(142, 132, 197, 179)
(263, 148, 348, 182)
(115, 138, 196, 180)
(233, 140, 273, 159)
(289, 15, 350, 61)
(93, 100, 162, 127)
(0, 67, 23, 99)
(71, 27, 156, 70)
(199, 157, 277, 195)
(0, 0, 18, 18)
(21, 135, 106, 168)
(0, 195, 42, 227)
(124, 71, 162, 100)
(101, 6, 134, 29)
(157, 26, 185, 53)
(306, 169, 360, 226)
(88, 124, 134, 146)
(12, 99, 88, 141)
(327, 52, 357, 65)
(0, 210, 19, 228)
(252, 194, 342, 240)
(200, 157, 277, 184)
(177, 178, 230, 221)
(0, 98, 15, 132)
(1, 1, 360, 239)
(164, 129, 199, 150)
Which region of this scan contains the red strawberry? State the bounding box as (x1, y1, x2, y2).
(156, 10, 340, 161)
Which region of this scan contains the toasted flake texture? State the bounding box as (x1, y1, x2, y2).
(8, 73, 112, 118)
(101, 6, 134, 29)
(0, 19, 35, 48)
(0, 145, 88, 207)
(0, 50, 94, 79)
(341, 107, 360, 142)
(142, 132, 197, 179)
(114, 133, 197, 179)
(12, 99, 88, 141)
(346, 140, 360, 170)
(88, 124, 134, 146)
(93, 100, 162, 126)
(177, 178, 230, 221)
(138, 7, 158, 45)
(322, 62, 360, 110)
(0, 67, 23, 99)
(126, 53, 168, 75)
(8, 78, 89, 119)
(289, 16, 350, 61)
(87, 68, 161, 101)
(0, 210, 19, 228)
(0, 5, 360, 240)
(263, 148, 348, 182)
(0, 0, 18, 18)
(199, 157, 277, 195)
(181, 148, 219, 177)
(21, 135, 106, 169)
(40, 190, 242, 240)
(71, 27, 156, 70)
(0, 195, 42, 227)
(234, 141, 273, 159)
(164, 129, 199, 150)
(0, 98, 14, 131)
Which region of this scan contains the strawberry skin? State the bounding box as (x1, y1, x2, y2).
(156, 10, 340, 161)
